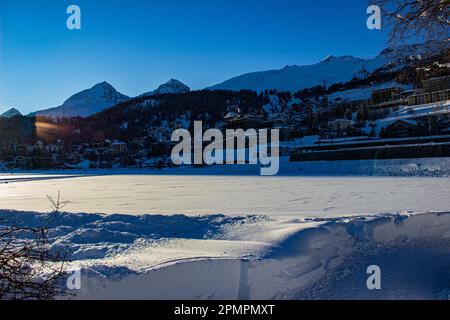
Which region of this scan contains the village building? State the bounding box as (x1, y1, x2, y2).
(382, 119, 417, 138)
(407, 89, 450, 106)
(407, 76, 450, 106)
(371, 87, 403, 104)
(422, 75, 450, 93)
(327, 118, 353, 131)
(225, 113, 265, 130)
(110, 141, 127, 154)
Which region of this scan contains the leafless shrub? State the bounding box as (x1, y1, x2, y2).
(0, 192, 73, 300)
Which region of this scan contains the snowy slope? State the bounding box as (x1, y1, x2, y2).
(208, 42, 444, 92)
(33, 82, 130, 118)
(141, 79, 190, 97)
(328, 82, 413, 103)
(366, 100, 450, 135)
(0, 108, 22, 118)
(208, 55, 381, 92)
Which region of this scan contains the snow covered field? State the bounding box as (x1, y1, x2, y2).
(2, 157, 450, 216)
(1, 157, 450, 299)
(2, 173, 450, 217)
(1, 210, 449, 299)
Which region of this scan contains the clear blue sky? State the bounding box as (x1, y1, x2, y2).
(0, 0, 389, 114)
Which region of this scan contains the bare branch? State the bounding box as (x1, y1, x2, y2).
(372, 0, 450, 47)
(0, 192, 74, 300)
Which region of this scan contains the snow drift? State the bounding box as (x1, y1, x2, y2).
(1, 210, 449, 300)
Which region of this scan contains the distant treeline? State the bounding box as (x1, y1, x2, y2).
(0, 116, 36, 145)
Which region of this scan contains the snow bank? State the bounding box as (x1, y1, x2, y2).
(285, 157, 450, 177)
(328, 82, 411, 102)
(1, 210, 449, 299)
(5, 156, 450, 177)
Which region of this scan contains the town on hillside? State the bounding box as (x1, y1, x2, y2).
(1, 53, 449, 170)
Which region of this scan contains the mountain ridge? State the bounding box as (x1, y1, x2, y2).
(0, 108, 22, 118)
(141, 79, 191, 96)
(207, 41, 446, 92)
(13, 41, 448, 119)
(32, 79, 191, 118)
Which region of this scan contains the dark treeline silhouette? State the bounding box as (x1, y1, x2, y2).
(21, 90, 267, 145)
(0, 116, 36, 145)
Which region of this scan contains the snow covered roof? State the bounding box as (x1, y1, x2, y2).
(386, 119, 418, 127)
(401, 119, 418, 126)
(224, 111, 237, 119)
(111, 141, 127, 146)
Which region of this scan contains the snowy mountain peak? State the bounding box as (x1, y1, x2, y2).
(93, 81, 115, 90)
(321, 55, 334, 62)
(34, 82, 130, 118)
(141, 79, 191, 97)
(320, 55, 358, 63)
(0, 108, 22, 118)
(379, 40, 449, 59)
(153, 79, 191, 95)
(62, 81, 128, 107)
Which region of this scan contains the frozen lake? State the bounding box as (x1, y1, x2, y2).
(1, 173, 449, 217)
